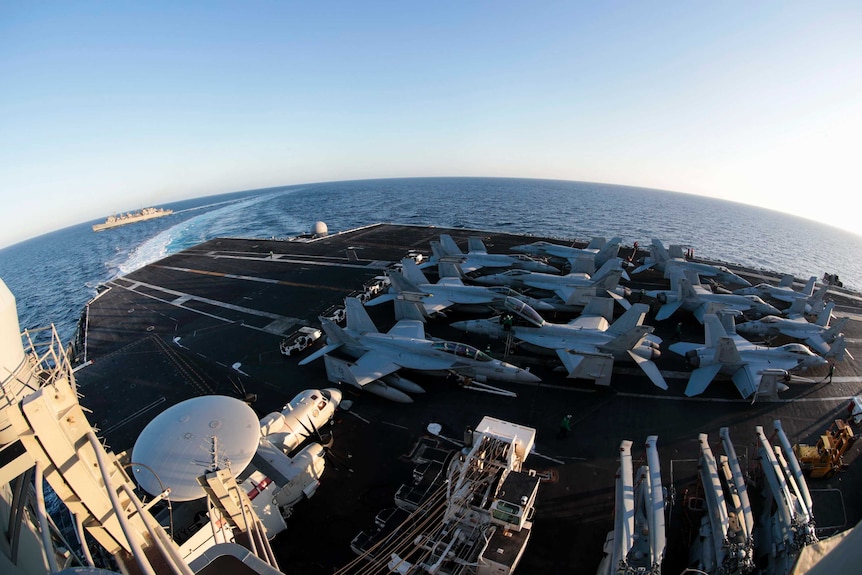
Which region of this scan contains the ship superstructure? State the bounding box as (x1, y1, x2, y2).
(92, 206, 173, 231)
(0, 277, 287, 574)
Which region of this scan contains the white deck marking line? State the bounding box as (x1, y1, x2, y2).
(100, 396, 166, 435)
(153, 264, 351, 291)
(107, 279, 299, 336)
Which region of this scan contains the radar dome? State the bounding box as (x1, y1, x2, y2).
(131, 395, 260, 501)
(313, 221, 328, 236)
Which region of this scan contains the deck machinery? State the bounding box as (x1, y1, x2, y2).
(381, 417, 541, 575)
(792, 419, 858, 479)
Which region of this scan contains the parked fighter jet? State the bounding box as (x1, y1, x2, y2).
(633, 239, 752, 287)
(511, 236, 623, 270)
(669, 312, 827, 398)
(430, 234, 559, 273)
(365, 258, 554, 319)
(647, 271, 779, 322)
(734, 274, 823, 309)
(468, 257, 632, 310)
(299, 297, 540, 403)
(451, 297, 667, 389)
(735, 302, 852, 360)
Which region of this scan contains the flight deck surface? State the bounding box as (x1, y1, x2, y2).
(73, 223, 862, 574)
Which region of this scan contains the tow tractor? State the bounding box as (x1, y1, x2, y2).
(792, 418, 858, 479)
(280, 326, 322, 357)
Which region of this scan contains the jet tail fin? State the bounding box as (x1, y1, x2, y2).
(596, 237, 622, 266)
(826, 334, 853, 362)
(585, 236, 606, 250)
(439, 234, 464, 255)
(802, 275, 817, 297)
(467, 236, 488, 254)
(399, 258, 431, 285)
(715, 336, 742, 364)
(808, 284, 828, 305)
(581, 297, 615, 322)
(591, 258, 622, 283)
(785, 298, 807, 318)
(815, 302, 835, 327)
(778, 274, 795, 287)
(437, 260, 465, 279)
(429, 241, 447, 260)
(650, 239, 671, 264)
(394, 299, 427, 322)
(685, 363, 723, 397)
(345, 297, 380, 333)
(388, 270, 424, 296)
(823, 315, 848, 341)
(668, 244, 686, 259)
(703, 314, 729, 348)
(569, 255, 596, 275)
(594, 269, 623, 291)
(607, 303, 649, 335)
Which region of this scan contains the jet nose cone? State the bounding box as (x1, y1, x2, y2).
(517, 369, 541, 383)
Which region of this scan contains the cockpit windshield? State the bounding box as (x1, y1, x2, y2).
(504, 297, 544, 326)
(432, 341, 492, 361)
(781, 343, 814, 355)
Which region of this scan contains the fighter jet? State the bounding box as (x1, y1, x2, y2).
(467, 257, 632, 310)
(733, 274, 824, 309)
(648, 271, 780, 323)
(299, 297, 540, 402)
(633, 239, 752, 287)
(430, 234, 559, 273)
(511, 236, 624, 270)
(451, 297, 667, 389)
(668, 312, 827, 399)
(365, 258, 555, 319)
(735, 302, 852, 360)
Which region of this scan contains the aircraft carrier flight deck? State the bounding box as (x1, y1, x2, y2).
(71, 223, 862, 574)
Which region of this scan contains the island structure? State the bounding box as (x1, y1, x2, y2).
(92, 206, 173, 231)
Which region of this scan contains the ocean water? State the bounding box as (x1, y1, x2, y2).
(1, 177, 861, 345)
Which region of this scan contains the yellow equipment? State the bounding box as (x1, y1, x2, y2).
(792, 419, 857, 479)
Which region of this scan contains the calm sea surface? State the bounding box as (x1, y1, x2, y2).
(2, 177, 860, 344)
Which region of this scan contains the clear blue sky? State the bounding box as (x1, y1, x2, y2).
(2, 1, 860, 248)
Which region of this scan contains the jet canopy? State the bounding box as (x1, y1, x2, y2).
(779, 343, 818, 356)
(503, 297, 545, 327)
(487, 286, 524, 297)
(432, 341, 493, 362)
